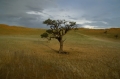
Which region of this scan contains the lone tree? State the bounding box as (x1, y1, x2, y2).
(115, 34, 118, 39)
(104, 30, 107, 34)
(41, 19, 77, 53)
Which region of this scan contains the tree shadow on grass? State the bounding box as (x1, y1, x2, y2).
(42, 42, 69, 54)
(34, 40, 69, 54)
(43, 43, 58, 53)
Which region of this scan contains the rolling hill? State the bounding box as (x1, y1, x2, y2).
(0, 24, 120, 40)
(0, 24, 120, 79)
(0, 24, 45, 35)
(77, 28, 120, 40)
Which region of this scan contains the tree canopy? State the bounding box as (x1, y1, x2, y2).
(41, 19, 77, 53)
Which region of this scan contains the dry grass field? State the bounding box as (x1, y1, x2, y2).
(0, 24, 45, 35)
(78, 28, 120, 41)
(0, 24, 120, 79)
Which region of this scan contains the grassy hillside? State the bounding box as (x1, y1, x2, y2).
(0, 24, 45, 35)
(77, 28, 120, 40)
(0, 24, 120, 79)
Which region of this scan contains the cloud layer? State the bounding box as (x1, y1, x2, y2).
(0, 0, 120, 28)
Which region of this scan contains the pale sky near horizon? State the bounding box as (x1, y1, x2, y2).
(0, 0, 120, 29)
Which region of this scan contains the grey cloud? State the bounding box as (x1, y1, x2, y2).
(0, 0, 120, 28)
(82, 22, 109, 28)
(0, 0, 57, 27)
(27, 5, 43, 12)
(103, 17, 120, 27)
(76, 0, 120, 28)
(80, 13, 120, 28)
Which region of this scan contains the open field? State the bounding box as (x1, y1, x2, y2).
(0, 24, 120, 79)
(0, 24, 45, 35)
(78, 28, 120, 41)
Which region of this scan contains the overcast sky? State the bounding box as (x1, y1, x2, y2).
(0, 0, 120, 28)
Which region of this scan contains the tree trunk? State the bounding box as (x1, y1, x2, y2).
(58, 37, 64, 53)
(59, 40, 63, 53)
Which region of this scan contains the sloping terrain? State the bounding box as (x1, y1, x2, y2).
(0, 24, 45, 35)
(0, 24, 120, 79)
(77, 28, 120, 41)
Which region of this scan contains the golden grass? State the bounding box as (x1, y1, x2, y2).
(0, 24, 45, 35)
(77, 28, 120, 41)
(0, 25, 120, 79)
(0, 31, 120, 79)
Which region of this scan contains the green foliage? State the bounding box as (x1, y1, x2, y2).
(104, 30, 107, 34)
(42, 19, 77, 39)
(41, 32, 48, 38)
(42, 19, 77, 53)
(46, 29, 53, 34)
(115, 34, 118, 38)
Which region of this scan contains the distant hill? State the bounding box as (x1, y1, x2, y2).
(0, 24, 120, 40)
(0, 24, 45, 35)
(77, 28, 120, 40)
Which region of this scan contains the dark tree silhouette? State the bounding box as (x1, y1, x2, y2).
(115, 34, 118, 39)
(41, 19, 77, 53)
(104, 30, 107, 34)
